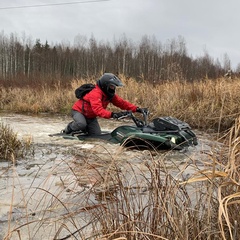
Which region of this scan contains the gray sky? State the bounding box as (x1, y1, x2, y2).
(0, 0, 239, 69)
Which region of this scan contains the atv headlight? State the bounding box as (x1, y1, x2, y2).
(170, 137, 176, 144)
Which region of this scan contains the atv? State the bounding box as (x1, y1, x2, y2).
(50, 109, 198, 150)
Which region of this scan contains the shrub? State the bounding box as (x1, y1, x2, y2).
(0, 121, 23, 162)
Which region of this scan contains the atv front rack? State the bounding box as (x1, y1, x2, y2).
(152, 116, 191, 131)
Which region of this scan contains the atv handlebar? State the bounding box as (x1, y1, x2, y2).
(117, 108, 149, 128)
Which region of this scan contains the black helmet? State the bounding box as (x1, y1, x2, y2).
(97, 73, 123, 99)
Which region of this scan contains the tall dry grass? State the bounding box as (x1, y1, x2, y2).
(1, 76, 240, 132)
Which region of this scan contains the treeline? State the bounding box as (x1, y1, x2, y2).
(0, 32, 233, 85)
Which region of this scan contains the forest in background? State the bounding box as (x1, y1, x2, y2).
(0, 32, 238, 87)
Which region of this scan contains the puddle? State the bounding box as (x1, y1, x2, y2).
(0, 113, 221, 239)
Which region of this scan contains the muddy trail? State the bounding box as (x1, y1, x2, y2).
(0, 113, 219, 240)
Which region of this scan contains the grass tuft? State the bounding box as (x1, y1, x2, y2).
(0, 121, 32, 162)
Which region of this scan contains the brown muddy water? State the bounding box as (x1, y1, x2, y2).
(0, 113, 221, 240)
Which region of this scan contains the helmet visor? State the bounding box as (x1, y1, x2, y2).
(109, 75, 123, 87)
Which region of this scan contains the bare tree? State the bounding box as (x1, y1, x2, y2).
(0, 31, 232, 85)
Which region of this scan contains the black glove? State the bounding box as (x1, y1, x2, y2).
(136, 107, 144, 113)
(111, 111, 128, 119)
(136, 107, 149, 115)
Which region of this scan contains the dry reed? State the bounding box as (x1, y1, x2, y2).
(1, 77, 240, 132)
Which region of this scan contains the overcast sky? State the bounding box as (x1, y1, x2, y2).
(0, 0, 239, 69)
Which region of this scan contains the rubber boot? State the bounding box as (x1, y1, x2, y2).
(63, 122, 73, 134)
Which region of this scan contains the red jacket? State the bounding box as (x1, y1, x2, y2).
(72, 85, 138, 119)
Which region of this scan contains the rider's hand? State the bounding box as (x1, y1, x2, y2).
(136, 107, 148, 113)
(111, 112, 128, 119)
(136, 107, 142, 113)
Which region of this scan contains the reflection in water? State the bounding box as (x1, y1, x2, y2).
(0, 113, 219, 239)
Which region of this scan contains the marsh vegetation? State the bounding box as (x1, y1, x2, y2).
(1, 76, 240, 132)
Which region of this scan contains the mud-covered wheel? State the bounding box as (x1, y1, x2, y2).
(121, 137, 156, 150)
